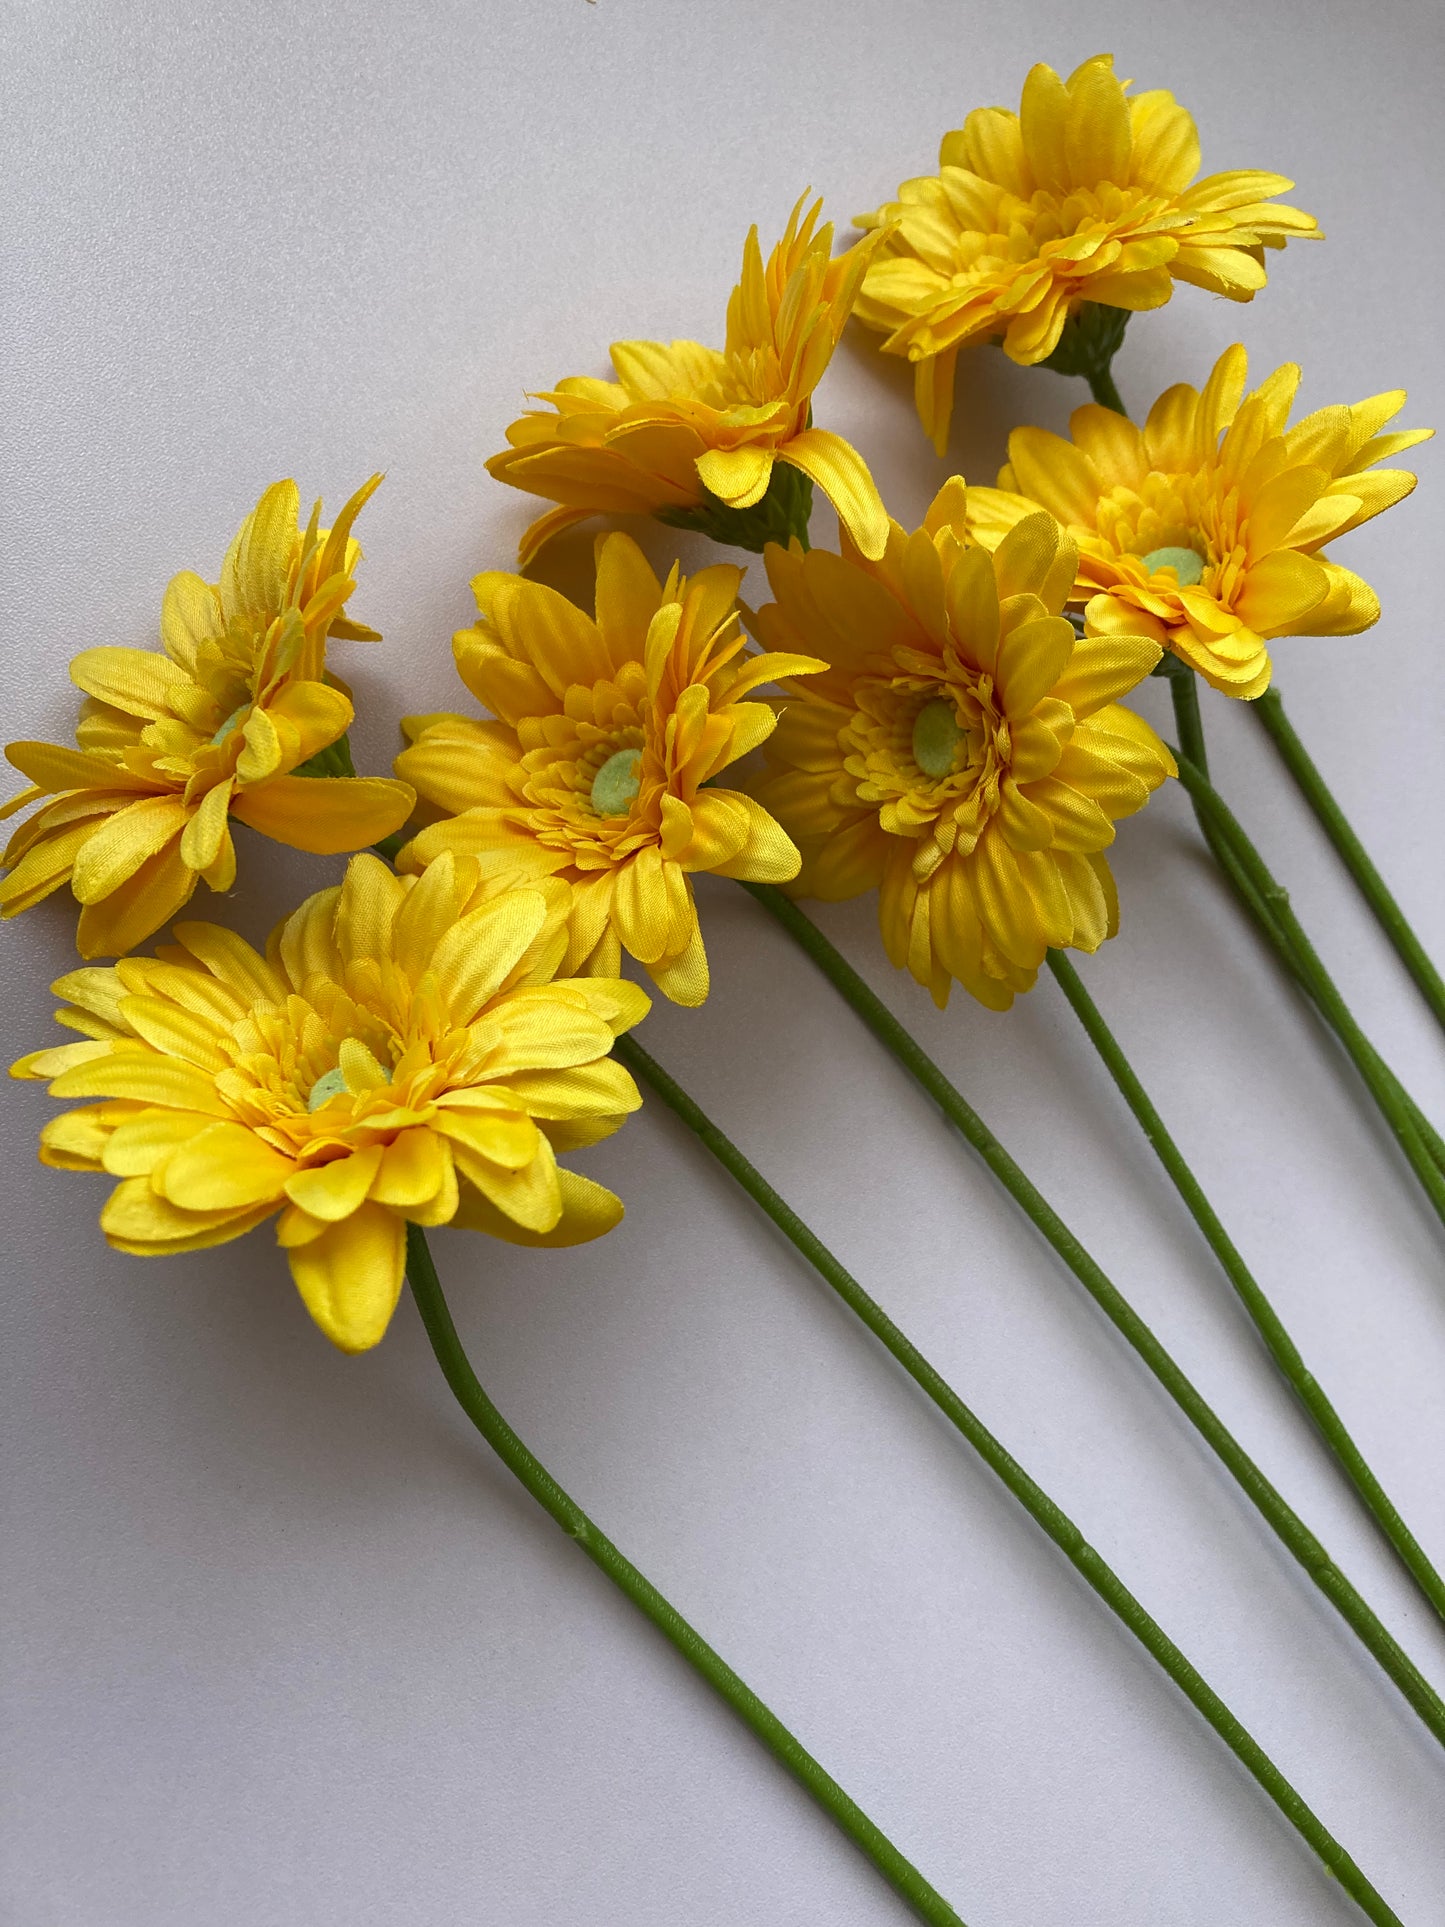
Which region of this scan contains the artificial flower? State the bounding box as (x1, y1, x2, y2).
(12, 851, 648, 1351)
(1, 479, 415, 957)
(748, 482, 1174, 1008)
(854, 54, 1320, 451)
(966, 345, 1433, 697)
(486, 194, 889, 566)
(395, 532, 822, 1006)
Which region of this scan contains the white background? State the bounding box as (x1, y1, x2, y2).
(3, 3, 1443, 1923)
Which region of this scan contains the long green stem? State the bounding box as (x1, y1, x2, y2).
(1171, 751, 1445, 1232)
(1253, 686, 1445, 1038)
(614, 1038, 1402, 1926)
(404, 1225, 967, 1927)
(741, 883, 1445, 1752)
(1045, 947, 1445, 1626)
(1165, 679, 1445, 1183)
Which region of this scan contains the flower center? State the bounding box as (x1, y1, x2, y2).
(912, 699, 963, 779)
(211, 704, 250, 746)
(1140, 545, 1206, 587)
(307, 1062, 391, 1112)
(590, 747, 642, 816)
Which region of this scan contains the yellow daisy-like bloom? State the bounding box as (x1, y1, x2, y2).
(1, 479, 415, 958)
(395, 532, 822, 1007)
(12, 852, 648, 1353)
(486, 194, 890, 567)
(966, 345, 1433, 698)
(855, 53, 1320, 451)
(749, 482, 1174, 1009)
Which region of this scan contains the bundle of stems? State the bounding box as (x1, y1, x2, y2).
(411, 1133, 1404, 1925)
(733, 884, 1445, 1741)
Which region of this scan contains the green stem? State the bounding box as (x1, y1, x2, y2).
(404, 1225, 967, 1927)
(614, 1037, 1402, 1926)
(1171, 751, 1445, 1231)
(1045, 947, 1445, 1626)
(1165, 679, 1445, 1183)
(741, 883, 1445, 1752)
(1086, 361, 1127, 417)
(1253, 686, 1445, 1038)
(1163, 657, 1210, 776)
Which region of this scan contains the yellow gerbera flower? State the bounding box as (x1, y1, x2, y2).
(1, 478, 415, 958)
(12, 851, 648, 1352)
(395, 532, 822, 1007)
(748, 482, 1174, 1009)
(855, 53, 1320, 451)
(966, 345, 1433, 699)
(486, 194, 889, 567)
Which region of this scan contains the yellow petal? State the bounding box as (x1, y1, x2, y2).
(611, 845, 671, 964)
(452, 1167, 624, 1248)
(156, 1120, 294, 1209)
(172, 921, 285, 1002)
(73, 838, 198, 958)
(647, 923, 710, 1006)
(487, 989, 617, 1070)
(101, 1175, 274, 1254)
(102, 1108, 227, 1176)
(490, 1057, 642, 1120)
(230, 774, 414, 855)
(434, 1106, 541, 1171)
(1235, 550, 1330, 634)
(449, 1129, 562, 1233)
(695, 444, 774, 510)
(370, 1128, 457, 1214)
(994, 616, 1075, 715)
(779, 429, 889, 560)
(48, 1049, 230, 1113)
(287, 1201, 406, 1352)
(284, 1147, 385, 1222)
(433, 890, 550, 1021)
(993, 512, 1079, 611)
(5, 740, 156, 798)
(39, 1101, 138, 1171)
(708, 791, 802, 883)
(68, 646, 194, 722)
(69, 797, 191, 905)
(115, 992, 228, 1069)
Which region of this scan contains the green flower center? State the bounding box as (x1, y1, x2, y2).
(912, 699, 962, 779)
(212, 704, 250, 746)
(307, 1063, 390, 1112)
(590, 747, 642, 815)
(1140, 545, 1206, 587)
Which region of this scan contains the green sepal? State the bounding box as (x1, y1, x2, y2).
(1037, 303, 1131, 382)
(658, 460, 814, 556)
(294, 731, 357, 779)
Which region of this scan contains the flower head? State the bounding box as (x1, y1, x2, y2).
(1, 479, 415, 957)
(395, 533, 822, 1006)
(967, 346, 1433, 697)
(748, 483, 1174, 1008)
(855, 54, 1320, 451)
(486, 194, 889, 566)
(12, 851, 648, 1351)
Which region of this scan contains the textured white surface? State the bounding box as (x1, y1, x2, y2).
(3, 3, 1444, 1923)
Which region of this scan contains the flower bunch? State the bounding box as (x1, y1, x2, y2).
(7, 46, 1441, 1927)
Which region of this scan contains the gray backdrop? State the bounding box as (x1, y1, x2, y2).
(3, 3, 1443, 1922)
